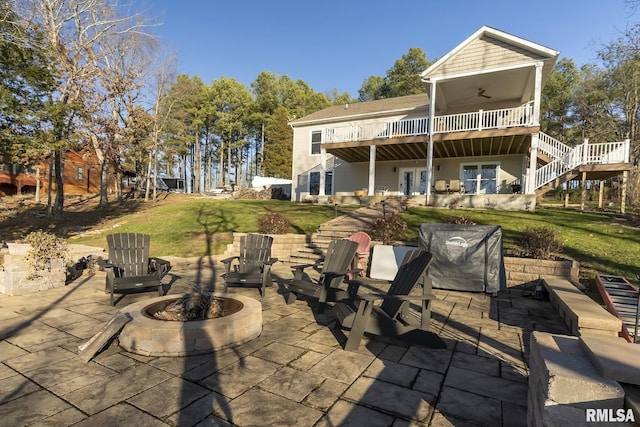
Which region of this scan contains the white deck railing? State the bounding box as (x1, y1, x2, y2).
(534, 140, 630, 189)
(325, 118, 429, 143)
(433, 103, 534, 133)
(324, 104, 534, 143)
(537, 132, 571, 160)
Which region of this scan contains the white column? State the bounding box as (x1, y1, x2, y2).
(532, 62, 543, 126)
(621, 170, 628, 214)
(319, 148, 326, 196)
(425, 81, 436, 205)
(527, 132, 539, 194)
(368, 145, 376, 196)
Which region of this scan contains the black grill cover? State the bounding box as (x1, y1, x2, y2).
(419, 223, 506, 293)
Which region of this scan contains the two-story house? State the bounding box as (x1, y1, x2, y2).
(290, 26, 631, 211)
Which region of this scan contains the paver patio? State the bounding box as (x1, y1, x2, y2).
(0, 257, 571, 426)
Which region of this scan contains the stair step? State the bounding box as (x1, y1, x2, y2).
(296, 247, 325, 255)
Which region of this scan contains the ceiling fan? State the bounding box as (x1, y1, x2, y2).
(477, 88, 492, 99)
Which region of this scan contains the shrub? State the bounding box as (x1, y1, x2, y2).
(448, 215, 476, 225)
(257, 211, 291, 234)
(22, 231, 71, 278)
(518, 226, 562, 260)
(367, 212, 407, 245)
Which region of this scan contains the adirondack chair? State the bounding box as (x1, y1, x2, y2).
(105, 233, 171, 306)
(220, 234, 278, 298)
(334, 249, 443, 351)
(285, 239, 358, 313)
(347, 231, 371, 279)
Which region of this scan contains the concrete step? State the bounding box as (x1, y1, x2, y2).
(288, 253, 322, 265)
(296, 246, 325, 255)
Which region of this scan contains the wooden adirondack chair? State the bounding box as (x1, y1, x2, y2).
(105, 233, 171, 306)
(334, 249, 443, 351)
(220, 234, 278, 298)
(285, 239, 358, 313)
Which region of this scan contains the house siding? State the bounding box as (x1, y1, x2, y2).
(329, 155, 524, 197)
(292, 109, 429, 200)
(432, 36, 546, 78)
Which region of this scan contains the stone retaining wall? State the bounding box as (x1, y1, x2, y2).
(542, 277, 622, 337)
(527, 332, 626, 427)
(504, 256, 579, 287)
(225, 236, 580, 288)
(224, 233, 310, 261)
(0, 253, 66, 295)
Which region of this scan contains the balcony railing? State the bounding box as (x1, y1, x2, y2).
(324, 103, 535, 143)
(534, 140, 630, 189)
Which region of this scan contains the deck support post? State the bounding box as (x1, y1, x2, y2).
(319, 149, 326, 197)
(580, 171, 587, 211)
(527, 132, 539, 194)
(598, 180, 604, 209)
(621, 170, 628, 214)
(425, 80, 437, 205)
(368, 145, 376, 196)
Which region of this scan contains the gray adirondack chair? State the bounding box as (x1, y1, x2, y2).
(285, 239, 358, 313)
(105, 233, 171, 306)
(334, 249, 443, 351)
(220, 234, 278, 298)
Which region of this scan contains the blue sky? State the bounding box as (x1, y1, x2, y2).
(145, 0, 637, 98)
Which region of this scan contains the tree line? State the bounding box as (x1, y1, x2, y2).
(1, 0, 639, 217)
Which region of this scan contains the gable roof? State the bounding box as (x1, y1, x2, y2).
(422, 26, 559, 82)
(289, 93, 429, 127)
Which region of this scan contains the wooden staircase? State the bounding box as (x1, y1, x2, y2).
(534, 133, 630, 198)
(535, 171, 579, 197)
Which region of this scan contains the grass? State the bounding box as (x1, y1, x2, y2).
(66, 194, 640, 282)
(71, 199, 357, 257)
(401, 206, 640, 281)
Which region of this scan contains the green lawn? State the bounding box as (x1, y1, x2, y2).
(71, 199, 357, 257)
(402, 206, 640, 280)
(71, 199, 639, 281)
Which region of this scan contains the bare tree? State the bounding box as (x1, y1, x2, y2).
(144, 54, 178, 201)
(15, 0, 154, 216)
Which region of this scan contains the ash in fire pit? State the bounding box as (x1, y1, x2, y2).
(151, 292, 233, 321)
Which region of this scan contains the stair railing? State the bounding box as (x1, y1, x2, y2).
(535, 139, 630, 190)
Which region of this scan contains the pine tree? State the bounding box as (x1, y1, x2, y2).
(264, 107, 293, 179)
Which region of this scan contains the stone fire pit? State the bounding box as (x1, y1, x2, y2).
(118, 293, 262, 356)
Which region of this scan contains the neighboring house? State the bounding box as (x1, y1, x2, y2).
(0, 150, 109, 196)
(290, 26, 632, 211)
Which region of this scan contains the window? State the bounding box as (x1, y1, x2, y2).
(76, 166, 85, 180)
(325, 171, 333, 195)
(419, 171, 427, 195)
(309, 171, 333, 195)
(462, 163, 499, 194)
(311, 130, 322, 155)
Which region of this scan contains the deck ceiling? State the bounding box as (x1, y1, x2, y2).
(323, 127, 536, 163)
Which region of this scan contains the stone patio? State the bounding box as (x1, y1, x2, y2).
(0, 257, 572, 426)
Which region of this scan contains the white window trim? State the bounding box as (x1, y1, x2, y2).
(459, 161, 501, 195)
(310, 130, 322, 156)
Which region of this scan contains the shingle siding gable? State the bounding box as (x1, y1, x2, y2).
(431, 36, 547, 78)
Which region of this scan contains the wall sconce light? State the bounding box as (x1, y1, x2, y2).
(393, 167, 397, 173)
(436, 164, 440, 171)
